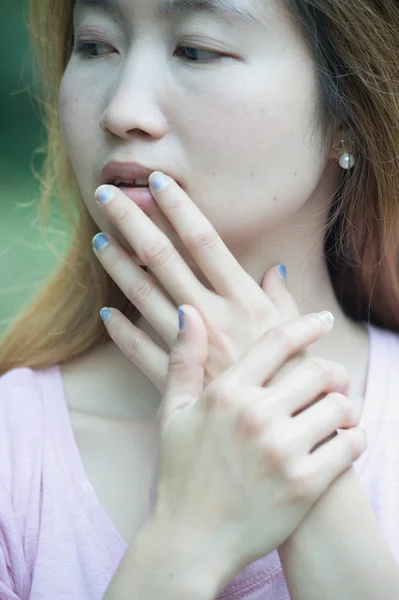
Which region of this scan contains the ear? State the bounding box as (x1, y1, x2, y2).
(261, 266, 300, 321)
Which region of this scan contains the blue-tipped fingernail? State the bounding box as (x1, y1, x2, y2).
(100, 307, 112, 323)
(95, 185, 114, 204)
(150, 171, 169, 191)
(178, 307, 186, 333)
(93, 233, 110, 252)
(277, 265, 287, 281)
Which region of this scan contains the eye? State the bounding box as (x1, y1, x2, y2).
(74, 42, 114, 59)
(174, 45, 225, 63)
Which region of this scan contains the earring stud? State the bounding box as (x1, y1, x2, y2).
(333, 138, 356, 170)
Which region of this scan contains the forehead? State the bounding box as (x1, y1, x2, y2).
(72, 0, 268, 31)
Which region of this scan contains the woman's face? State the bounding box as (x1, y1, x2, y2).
(59, 0, 338, 271)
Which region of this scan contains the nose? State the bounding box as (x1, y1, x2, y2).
(99, 54, 167, 140)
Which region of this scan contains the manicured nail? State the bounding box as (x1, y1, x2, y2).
(178, 307, 186, 333)
(150, 171, 169, 191)
(100, 307, 112, 323)
(277, 265, 287, 281)
(95, 185, 114, 204)
(93, 233, 110, 251)
(314, 311, 335, 327)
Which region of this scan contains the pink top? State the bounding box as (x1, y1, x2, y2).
(0, 323, 398, 599)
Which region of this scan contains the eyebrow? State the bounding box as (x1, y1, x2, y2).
(73, 0, 263, 31)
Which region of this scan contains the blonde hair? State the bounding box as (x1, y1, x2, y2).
(0, 0, 137, 375)
(0, 0, 398, 375)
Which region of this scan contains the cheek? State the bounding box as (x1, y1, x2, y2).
(175, 56, 326, 239)
(59, 71, 101, 183)
(59, 72, 114, 232)
(60, 72, 104, 190)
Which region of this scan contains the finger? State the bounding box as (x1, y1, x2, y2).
(261, 265, 300, 321)
(160, 305, 208, 425)
(266, 357, 350, 419)
(95, 185, 207, 308)
(224, 311, 335, 387)
(293, 392, 359, 453)
(99, 306, 169, 393)
(93, 232, 178, 348)
(148, 172, 271, 304)
(306, 428, 367, 494)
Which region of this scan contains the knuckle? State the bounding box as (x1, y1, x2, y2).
(238, 405, 265, 436)
(105, 251, 124, 271)
(187, 228, 219, 252)
(142, 238, 174, 268)
(163, 192, 183, 212)
(327, 392, 354, 422)
(307, 357, 337, 387)
(207, 378, 237, 410)
(115, 204, 132, 225)
(125, 277, 155, 305)
(168, 347, 188, 373)
(307, 356, 329, 377)
(341, 429, 359, 460)
(265, 326, 295, 355)
(260, 431, 291, 467)
(252, 397, 279, 431)
(122, 331, 146, 362)
(335, 363, 351, 391)
(310, 358, 350, 392)
(287, 465, 319, 500)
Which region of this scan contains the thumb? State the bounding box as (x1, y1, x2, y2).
(157, 304, 208, 426)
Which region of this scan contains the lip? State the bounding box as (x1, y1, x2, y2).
(119, 185, 157, 214)
(100, 160, 180, 187)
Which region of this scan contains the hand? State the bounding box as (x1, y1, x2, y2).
(149, 307, 366, 585)
(93, 172, 300, 395)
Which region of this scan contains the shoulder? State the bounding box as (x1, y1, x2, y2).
(368, 323, 399, 370)
(365, 323, 399, 416)
(368, 323, 399, 344)
(0, 364, 61, 412)
(0, 368, 46, 598)
(0, 366, 41, 401)
(0, 366, 62, 497)
(0, 367, 46, 446)
(0, 368, 40, 469)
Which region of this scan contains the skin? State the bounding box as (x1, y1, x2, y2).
(59, 0, 369, 418)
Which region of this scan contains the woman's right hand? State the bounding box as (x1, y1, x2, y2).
(150, 306, 366, 583)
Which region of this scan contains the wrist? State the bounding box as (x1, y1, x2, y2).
(136, 514, 235, 598)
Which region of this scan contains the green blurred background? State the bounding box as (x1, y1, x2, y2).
(1, 0, 71, 338)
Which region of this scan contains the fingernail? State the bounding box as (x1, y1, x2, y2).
(150, 171, 169, 191)
(178, 307, 187, 333)
(277, 265, 287, 281)
(93, 233, 110, 251)
(100, 307, 112, 323)
(96, 185, 114, 204)
(314, 311, 335, 326)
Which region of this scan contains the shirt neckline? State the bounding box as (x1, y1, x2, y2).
(41, 365, 128, 559)
(352, 322, 390, 475)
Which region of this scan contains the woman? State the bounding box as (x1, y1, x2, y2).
(0, 0, 398, 598)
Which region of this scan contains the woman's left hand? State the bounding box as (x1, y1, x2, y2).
(93, 171, 302, 395)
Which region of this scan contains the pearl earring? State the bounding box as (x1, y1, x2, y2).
(333, 138, 356, 170)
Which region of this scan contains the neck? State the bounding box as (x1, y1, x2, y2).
(133, 169, 370, 404)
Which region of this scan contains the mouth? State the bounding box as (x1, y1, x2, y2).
(111, 176, 150, 188)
